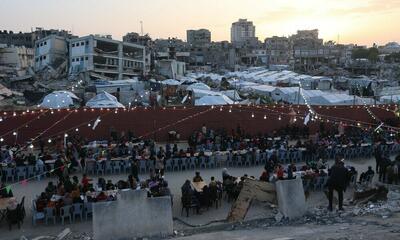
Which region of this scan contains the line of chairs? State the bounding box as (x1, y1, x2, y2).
(1, 165, 46, 183)
(2, 143, 399, 181)
(32, 201, 93, 226)
(301, 173, 374, 192)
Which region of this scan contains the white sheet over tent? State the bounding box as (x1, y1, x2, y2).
(380, 95, 400, 104)
(86, 91, 125, 108)
(249, 85, 276, 96)
(161, 79, 181, 86)
(220, 90, 241, 101)
(53, 91, 80, 100)
(40, 91, 78, 109)
(195, 95, 234, 106)
(191, 88, 223, 99)
(186, 82, 211, 91)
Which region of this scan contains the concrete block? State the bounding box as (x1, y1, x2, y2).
(93, 189, 173, 240)
(275, 178, 306, 220)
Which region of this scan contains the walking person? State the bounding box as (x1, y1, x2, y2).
(327, 159, 348, 211)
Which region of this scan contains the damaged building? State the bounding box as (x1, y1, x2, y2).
(0, 44, 34, 77)
(34, 35, 68, 71)
(69, 35, 146, 81)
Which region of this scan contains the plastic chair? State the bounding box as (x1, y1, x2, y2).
(105, 161, 113, 174)
(27, 165, 35, 178)
(44, 207, 56, 225)
(31, 200, 45, 226)
(172, 158, 181, 171)
(4, 167, 15, 182)
(139, 160, 147, 173)
(96, 162, 105, 175)
(180, 158, 188, 171)
(86, 161, 96, 175)
(36, 165, 46, 180)
(16, 166, 27, 181)
(235, 155, 243, 167)
(84, 202, 93, 221)
(124, 159, 131, 173)
(199, 156, 206, 169)
(244, 154, 252, 166)
(207, 156, 216, 169)
(60, 205, 72, 225)
(72, 203, 83, 222)
(112, 160, 122, 174)
(165, 159, 173, 172)
(188, 157, 196, 170)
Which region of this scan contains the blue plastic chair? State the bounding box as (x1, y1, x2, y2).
(44, 207, 56, 225)
(32, 200, 45, 226)
(16, 166, 27, 181)
(96, 162, 105, 175)
(112, 160, 122, 174)
(105, 161, 113, 174)
(84, 202, 93, 221)
(72, 203, 83, 222)
(60, 205, 73, 225)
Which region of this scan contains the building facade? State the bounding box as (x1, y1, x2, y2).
(69, 35, 146, 80)
(0, 45, 34, 69)
(0, 28, 74, 48)
(187, 29, 211, 46)
(265, 36, 291, 65)
(34, 35, 68, 71)
(231, 19, 257, 46)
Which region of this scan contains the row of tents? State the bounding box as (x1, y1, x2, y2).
(40, 91, 124, 109)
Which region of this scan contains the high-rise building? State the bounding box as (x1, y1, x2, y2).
(230, 19, 257, 46)
(186, 29, 211, 46)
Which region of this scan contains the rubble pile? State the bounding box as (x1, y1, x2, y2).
(351, 190, 400, 219)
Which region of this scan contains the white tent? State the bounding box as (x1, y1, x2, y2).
(40, 91, 79, 109)
(186, 82, 211, 91)
(161, 79, 181, 86)
(86, 91, 125, 108)
(195, 95, 234, 106)
(220, 90, 241, 101)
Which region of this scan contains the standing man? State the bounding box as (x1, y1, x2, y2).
(327, 159, 348, 211)
(374, 144, 382, 173)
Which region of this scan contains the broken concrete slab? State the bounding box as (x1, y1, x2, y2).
(275, 178, 307, 220)
(227, 179, 276, 222)
(93, 189, 173, 240)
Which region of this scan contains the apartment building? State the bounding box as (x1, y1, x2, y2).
(187, 29, 211, 46)
(69, 35, 146, 80)
(231, 19, 258, 47)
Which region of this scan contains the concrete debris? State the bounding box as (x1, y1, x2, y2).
(275, 212, 283, 222)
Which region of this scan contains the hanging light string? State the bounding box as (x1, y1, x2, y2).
(238, 104, 400, 134)
(42, 112, 112, 142)
(355, 82, 382, 123)
(0, 110, 49, 139)
(138, 106, 216, 139)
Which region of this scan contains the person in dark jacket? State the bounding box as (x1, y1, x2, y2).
(327, 159, 348, 211)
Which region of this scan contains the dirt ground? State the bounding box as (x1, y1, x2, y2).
(0, 155, 397, 240)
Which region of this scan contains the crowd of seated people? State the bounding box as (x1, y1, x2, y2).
(180, 172, 222, 217)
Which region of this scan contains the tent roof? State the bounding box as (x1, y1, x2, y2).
(195, 95, 234, 106)
(186, 82, 211, 91)
(86, 91, 125, 108)
(40, 91, 76, 109)
(161, 79, 181, 86)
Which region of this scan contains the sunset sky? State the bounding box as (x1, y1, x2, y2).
(1, 0, 399, 46)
